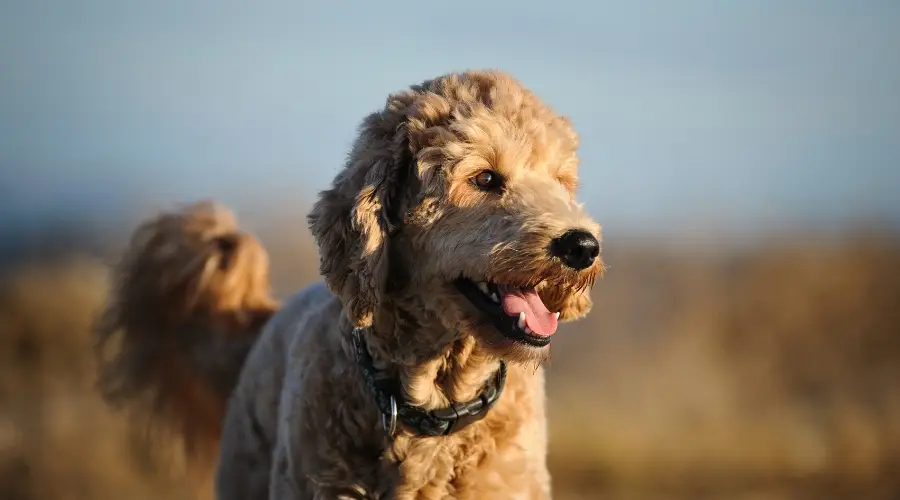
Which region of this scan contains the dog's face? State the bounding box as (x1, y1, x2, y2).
(309, 71, 603, 364)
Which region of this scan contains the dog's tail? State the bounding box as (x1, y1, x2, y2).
(95, 201, 279, 469)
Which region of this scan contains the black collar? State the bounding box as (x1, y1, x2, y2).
(351, 328, 507, 438)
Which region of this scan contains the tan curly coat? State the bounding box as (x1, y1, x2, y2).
(96, 70, 603, 499)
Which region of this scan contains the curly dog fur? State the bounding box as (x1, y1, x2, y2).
(96, 70, 604, 499)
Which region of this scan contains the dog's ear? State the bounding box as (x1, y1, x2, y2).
(308, 113, 415, 327)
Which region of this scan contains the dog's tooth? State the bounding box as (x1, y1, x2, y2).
(554, 312, 560, 320)
(524, 326, 533, 335)
(490, 292, 499, 303)
(477, 282, 489, 294)
(517, 312, 526, 329)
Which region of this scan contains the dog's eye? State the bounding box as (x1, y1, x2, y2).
(472, 170, 503, 191)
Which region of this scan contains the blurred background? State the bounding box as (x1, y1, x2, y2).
(1, 1, 898, 499)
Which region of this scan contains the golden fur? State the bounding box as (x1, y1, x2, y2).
(95, 202, 278, 462)
(96, 70, 604, 499)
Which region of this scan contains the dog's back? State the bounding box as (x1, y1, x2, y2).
(214, 281, 344, 499)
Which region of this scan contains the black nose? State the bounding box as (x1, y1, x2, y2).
(550, 230, 600, 270)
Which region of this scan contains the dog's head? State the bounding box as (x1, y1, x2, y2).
(308, 70, 603, 364)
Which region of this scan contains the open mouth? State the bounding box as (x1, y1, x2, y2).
(454, 278, 560, 347)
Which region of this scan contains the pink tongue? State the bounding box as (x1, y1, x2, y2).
(498, 285, 558, 337)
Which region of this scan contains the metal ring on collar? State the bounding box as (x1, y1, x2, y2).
(382, 395, 397, 437)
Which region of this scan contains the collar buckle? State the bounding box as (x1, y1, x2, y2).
(382, 394, 398, 437)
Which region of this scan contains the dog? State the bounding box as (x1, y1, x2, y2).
(96, 70, 604, 499)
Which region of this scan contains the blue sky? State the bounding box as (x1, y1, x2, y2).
(1, 0, 898, 237)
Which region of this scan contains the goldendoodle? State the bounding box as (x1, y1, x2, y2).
(96, 70, 604, 499)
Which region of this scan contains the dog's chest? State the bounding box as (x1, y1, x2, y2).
(314, 365, 549, 499)
(380, 409, 544, 499)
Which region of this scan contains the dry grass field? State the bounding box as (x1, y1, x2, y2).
(1, 212, 898, 500)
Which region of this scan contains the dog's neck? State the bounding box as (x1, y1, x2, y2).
(399, 332, 500, 409)
(358, 302, 502, 411)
